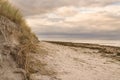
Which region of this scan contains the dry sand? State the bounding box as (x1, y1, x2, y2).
(30, 42, 120, 80)
(0, 45, 25, 80)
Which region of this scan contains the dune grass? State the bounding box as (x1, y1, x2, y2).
(0, 0, 39, 79)
(0, 0, 35, 42)
(0, 0, 24, 24)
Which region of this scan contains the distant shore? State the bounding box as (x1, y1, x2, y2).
(45, 41, 120, 61)
(40, 39, 120, 47)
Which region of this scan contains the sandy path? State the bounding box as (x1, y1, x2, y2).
(31, 42, 120, 80)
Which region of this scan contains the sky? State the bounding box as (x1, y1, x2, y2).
(9, 0, 120, 40)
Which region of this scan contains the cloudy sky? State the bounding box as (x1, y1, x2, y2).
(9, 0, 120, 40)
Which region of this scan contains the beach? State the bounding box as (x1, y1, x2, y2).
(29, 41, 120, 80)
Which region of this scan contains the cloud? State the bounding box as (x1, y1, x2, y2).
(54, 6, 78, 17)
(9, 0, 120, 40)
(25, 3, 120, 40)
(9, 0, 120, 15)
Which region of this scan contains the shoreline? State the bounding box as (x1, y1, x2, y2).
(45, 41, 120, 61)
(40, 39, 120, 47)
(44, 40, 120, 48)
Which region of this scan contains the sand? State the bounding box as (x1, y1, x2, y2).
(30, 42, 120, 80)
(0, 45, 25, 80)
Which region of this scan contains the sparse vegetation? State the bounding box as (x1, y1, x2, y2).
(0, 0, 39, 79)
(0, 0, 24, 25)
(0, 0, 38, 43)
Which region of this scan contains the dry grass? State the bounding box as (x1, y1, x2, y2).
(0, 0, 38, 44)
(0, 0, 39, 79)
(0, 0, 24, 25)
(0, 0, 39, 52)
(0, 0, 37, 47)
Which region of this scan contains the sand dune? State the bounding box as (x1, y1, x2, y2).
(0, 44, 25, 80)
